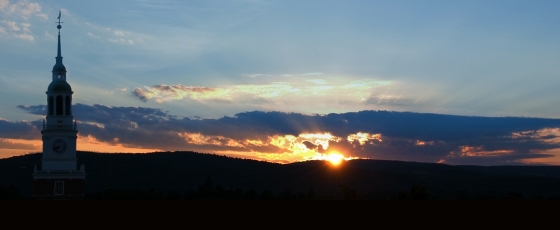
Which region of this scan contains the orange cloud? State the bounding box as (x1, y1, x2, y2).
(77, 135, 161, 153)
(347, 132, 382, 145)
(521, 148, 560, 165)
(449, 145, 513, 157)
(178, 132, 245, 148)
(415, 140, 434, 146)
(0, 138, 41, 158)
(511, 128, 560, 143)
(171, 131, 368, 163)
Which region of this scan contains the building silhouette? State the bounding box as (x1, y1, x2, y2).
(32, 11, 86, 199)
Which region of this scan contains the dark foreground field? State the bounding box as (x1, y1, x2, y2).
(3, 151, 560, 200)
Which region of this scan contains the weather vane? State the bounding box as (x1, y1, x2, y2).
(56, 10, 63, 30)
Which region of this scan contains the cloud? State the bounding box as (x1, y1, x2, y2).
(91, 27, 138, 45)
(365, 95, 413, 106)
(0, 117, 41, 140)
(114, 88, 127, 94)
(127, 77, 404, 117)
(87, 32, 100, 39)
(44, 31, 53, 39)
(14, 32, 32, 41)
(12, 104, 560, 165)
(0, 20, 33, 40)
(306, 79, 327, 84)
(282, 72, 324, 77)
(2, 20, 20, 31)
(132, 84, 230, 103)
(343, 79, 391, 89)
(0, 0, 8, 9)
(242, 74, 271, 78)
(15, 0, 41, 19)
(0, 0, 45, 41)
(234, 82, 299, 98)
(0, 0, 45, 21)
(114, 30, 125, 36)
(132, 88, 150, 102)
(0, 138, 38, 150)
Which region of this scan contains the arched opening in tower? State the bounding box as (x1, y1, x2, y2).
(56, 95, 63, 115)
(48, 96, 53, 115)
(65, 95, 71, 115)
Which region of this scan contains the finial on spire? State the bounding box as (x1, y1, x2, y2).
(56, 10, 63, 30)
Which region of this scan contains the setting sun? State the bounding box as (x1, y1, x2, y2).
(327, 153, 345, 166)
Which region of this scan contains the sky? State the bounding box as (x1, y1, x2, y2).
(1, 0, 560, 165)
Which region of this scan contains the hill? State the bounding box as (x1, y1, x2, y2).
(2, 151, 560, 199)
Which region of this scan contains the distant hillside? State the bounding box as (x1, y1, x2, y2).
(2, 151, 560, 199)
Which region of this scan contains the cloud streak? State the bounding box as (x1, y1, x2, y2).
(129, 77, 400, 116)
(10, 104, 560, 165)
(133, 84, 227, 103)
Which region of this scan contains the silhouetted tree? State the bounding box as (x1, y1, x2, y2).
(0, 184, 23, 200)
(409, 185, 429, 200)
(245, 188, 258, 200)
(393, 191, 409, 200)
(261, 189, 275, 200)
(340, 185, 360, 200)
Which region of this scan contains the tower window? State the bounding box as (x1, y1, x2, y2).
(66, 96, 71, 115)
(56, 95, 63, 115)
(54, 181, 64, 195)
(48, 96, 53, 115)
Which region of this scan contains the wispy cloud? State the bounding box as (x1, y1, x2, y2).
(130, 77, 394, 113)
(0, 0, 8, 10)
(1, 20, 34, 40)
(3, 0, 43, 19)
(242, 74, 271, 78)
(43, 31, 53, 39)
(282, 72, 324, 77)
(133, 84, 229, 103)
(114, 30, 125, 36)
(0, 0, 46, 41)
(2, 20, 20, 31)
(84, 22, 139, 46)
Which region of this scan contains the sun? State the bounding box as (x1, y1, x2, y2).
(326, 153, 345, 166)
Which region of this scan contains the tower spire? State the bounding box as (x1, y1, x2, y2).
(52, 10, 66, 79)
(56, 10, 63, 59)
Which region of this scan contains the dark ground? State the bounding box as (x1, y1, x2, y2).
(3, 151, 560, 200)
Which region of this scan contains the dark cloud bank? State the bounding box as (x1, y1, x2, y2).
(12, 104, 560, 166)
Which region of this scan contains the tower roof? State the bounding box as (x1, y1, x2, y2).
(48, 80, 72, 92)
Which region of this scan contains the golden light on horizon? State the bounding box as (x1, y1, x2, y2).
(77, 135, 161, 153)
(306, 151, 358, 166)
(326, 153, 344, 166)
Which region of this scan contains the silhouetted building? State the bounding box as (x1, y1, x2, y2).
(33, 11, 86, 199)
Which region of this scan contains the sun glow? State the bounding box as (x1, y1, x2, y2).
(326, 153, 345, 166)
(307, 152, 354, 166)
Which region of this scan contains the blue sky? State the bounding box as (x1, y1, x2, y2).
(2, 0, 560, 165)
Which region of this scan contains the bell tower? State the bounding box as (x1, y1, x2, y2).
(33, 10, 86, 199)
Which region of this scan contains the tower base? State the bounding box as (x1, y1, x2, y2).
(33, 171, 86, 200)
